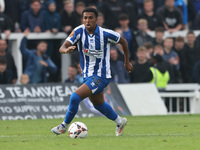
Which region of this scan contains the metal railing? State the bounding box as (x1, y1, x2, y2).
(159, 84, 200, 114)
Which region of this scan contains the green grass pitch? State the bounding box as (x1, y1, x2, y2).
(0, 115, 200, 150)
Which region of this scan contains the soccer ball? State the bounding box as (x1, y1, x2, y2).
(68, 122, 88, 139)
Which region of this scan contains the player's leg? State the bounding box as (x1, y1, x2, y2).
(63, 84, 92, 123)
(89, 92, 118, 121)
(51, 84, 92, 135)
(89, 92, 128, 136)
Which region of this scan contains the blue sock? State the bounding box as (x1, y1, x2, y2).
(94, 102, 118, 121)
(64, 92, 82, 124)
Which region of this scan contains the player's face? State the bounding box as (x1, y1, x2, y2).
(83, 12, 97, 33)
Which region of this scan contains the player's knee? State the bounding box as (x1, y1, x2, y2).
(69, 92, 82, 106)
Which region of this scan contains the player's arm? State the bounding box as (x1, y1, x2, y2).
(118, 37, 133, 73)
(59, 40, 76, 54)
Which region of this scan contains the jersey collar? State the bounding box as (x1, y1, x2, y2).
(85, 24, 99, 37)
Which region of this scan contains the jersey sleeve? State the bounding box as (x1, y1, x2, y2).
(66, 26, 82, 45)
(105, 29, 121, 44)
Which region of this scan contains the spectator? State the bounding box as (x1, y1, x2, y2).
(0, 56, 9, 84)
(137, 0, 163, 31)
(20, 73, 30, 85)
(20, 0, 53, 13)
(173, 36, 185, 82)
(0, 4, 14, 39)
(20, 0, 31, 13)
(153, 45, 165, 58)
(65, 64, 81, 83)
(163, 37, 179, 83)
(144, 42, 153, 60)
(101, 0, 123, 30)
(0, 39, 17, 84)
(181, 31, 200, 83)
(149, 54, 170, 89)
(153, 0, 164, 12)
(194, 11, 200, 29)
(96, 0, 103, 11)
(135, 19, 153, 47)
(20, 0, 45, 32)
(74, 0, 98, 6)
(153, 27, 165, 46)
(20, 29, 57, 83)
(43, 0, 60, 34)
(118, 13, 138, 61)
(60, 0, 78, 34)
(4, 0, 21, 32)
(88, 3, 98, 10)
(97, 12, 105, 28)
(153, 44, 165, 56)
(173, 36, 185, 58)
(193, 0, 200, 15)
(114, 28, 126, 61)
(157, 0, 183, 33)
(137, 0, 143, 14)
(110, 47, 130, 83)
(74, 1, 86, 26)
(187, 0, 195, 29)
(193, 60, 200, 84)
(43, 0, 61, 57)
(174, 0, 188, 29)
(130, 46, 151, 83)
(153, 45, 174, 84)
(122, 0, 138, 30)
(55, 0, 64, 13)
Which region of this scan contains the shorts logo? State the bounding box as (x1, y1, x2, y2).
(91, 82, 95, 87)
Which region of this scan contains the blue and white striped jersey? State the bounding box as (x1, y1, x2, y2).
(66, 24, 121, 79)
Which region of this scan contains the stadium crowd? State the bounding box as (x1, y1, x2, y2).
(1, 0, 200, 88)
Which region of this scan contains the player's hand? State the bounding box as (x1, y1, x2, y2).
(60, 46, 76, 54)
(124, 62, 133, 73)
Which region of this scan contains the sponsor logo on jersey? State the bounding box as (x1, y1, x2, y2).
(69, 30, 75, 37)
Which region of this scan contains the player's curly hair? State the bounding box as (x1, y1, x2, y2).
(82, 7, 98, 18)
